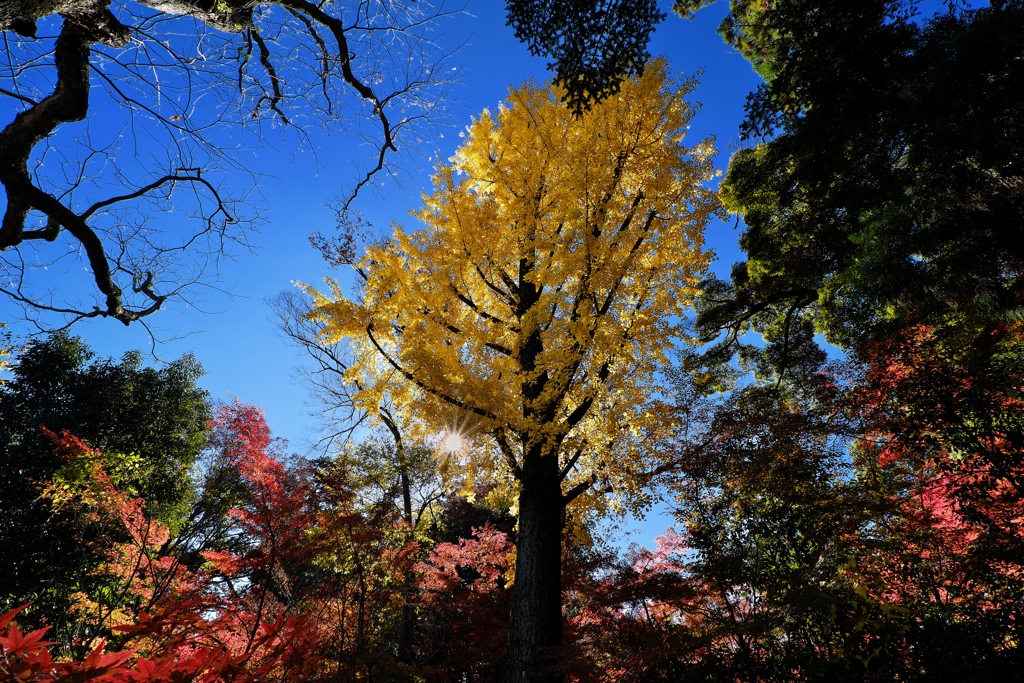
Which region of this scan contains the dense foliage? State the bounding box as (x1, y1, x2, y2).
(670, 0, 1024, 679)
(2, 2, 1022, 681)
(505, 0, 665, 112)
(0, 333, 210, 652)
(687, 0, 1024, 369)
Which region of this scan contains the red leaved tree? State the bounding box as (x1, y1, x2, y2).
(14, 403, 323, 683)
(852, 325, 1024, 668)
(414, 524, 514, 681)
(0, 600, 318, 683)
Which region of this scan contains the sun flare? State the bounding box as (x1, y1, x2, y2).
(442, 431, 465, 454)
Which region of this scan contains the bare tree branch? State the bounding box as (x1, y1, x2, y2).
(1, 0, 462, 332)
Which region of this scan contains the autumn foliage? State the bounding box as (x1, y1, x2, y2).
(4, 14, 1023, 677)
(4, 358, 1023, 682)
(5, 407, 321, 683)
(3, 402, 508, 682)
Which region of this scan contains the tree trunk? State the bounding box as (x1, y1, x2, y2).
(506, 444, 563, 683)
(397, 464, 414, 661)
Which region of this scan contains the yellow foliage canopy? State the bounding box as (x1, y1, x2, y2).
(306, 62, 722, 513)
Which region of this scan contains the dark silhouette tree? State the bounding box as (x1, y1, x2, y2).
(0, 0, 459, 327)
(504, 0, 665, 112)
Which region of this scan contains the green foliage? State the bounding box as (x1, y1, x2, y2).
(0, 333, 211, 648)
(668, 0, 1024, 441)
(690, 0, 1024, 374)
(666, 365, 1024, 681)
(505, 0, 665, 112)
(670, 372, 888, 679)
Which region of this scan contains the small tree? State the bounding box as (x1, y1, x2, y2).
(306, 62, 720, 681)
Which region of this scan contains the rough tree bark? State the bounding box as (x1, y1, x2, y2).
(507, 443, 564, 682)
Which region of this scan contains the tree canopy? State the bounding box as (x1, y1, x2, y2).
(504, 0, 665, 112)
(682, 0, 1024, 368)
(0, 333, 210, 647)
(306, 62, 720, 681)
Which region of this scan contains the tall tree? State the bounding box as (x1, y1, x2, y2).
(305, 63, 721, 681)
(681, 5, 1024, 623)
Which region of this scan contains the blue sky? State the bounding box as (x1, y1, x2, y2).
(3, 0, 762, 542)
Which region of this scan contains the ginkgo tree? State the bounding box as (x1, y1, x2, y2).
(305, 61, 721, 682)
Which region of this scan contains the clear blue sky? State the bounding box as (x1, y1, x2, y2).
(3, 0, 761, 543)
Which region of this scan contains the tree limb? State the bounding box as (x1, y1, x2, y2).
(364, 323, 498, 422)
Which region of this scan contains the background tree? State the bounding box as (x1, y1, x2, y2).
(414, 523, 514, 681)
(685, 0, 1024, 354)
(305, 63, 721, 681)
(562, 528, 711, 683)
(504, 0, 665, 112)
(674, 8, 1024, 667)
(0, 333, 211, 648)
(271, 287, 447, 528)
(272, 286, 452, 660)
(1, 0, 458, 327)
(0, 404, 323, 682)
(663, 367, 910, 681)
(675, 0, 1024, 475)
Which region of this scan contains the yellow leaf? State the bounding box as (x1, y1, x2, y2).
(304, 60, 721, 518)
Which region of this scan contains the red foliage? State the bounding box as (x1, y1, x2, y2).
(0, 602, 317, 683)
(205, 400, 318, 605)
(563, 529, 709, 682)
(37, 427, 193, 631)
(414, 524, 513, 681)
(299, 460, 420, 679)
(19, 402, 324, 682)
(39, 426, 94, 461)
(853, 322, 1024, 632)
